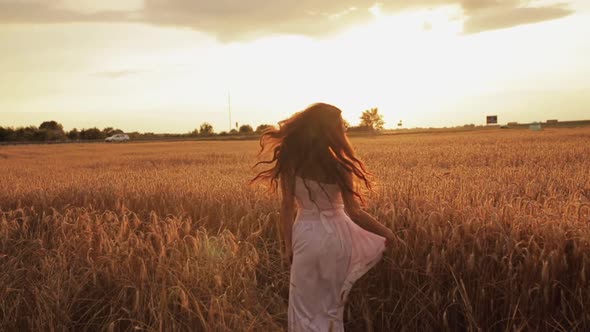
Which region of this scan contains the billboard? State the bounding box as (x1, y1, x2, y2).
(486, 115, 498, 125)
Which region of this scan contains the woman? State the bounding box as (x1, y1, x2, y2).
(252, 103, 395, 331)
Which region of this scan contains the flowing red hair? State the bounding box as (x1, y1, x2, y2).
(251, 102, 372, 202)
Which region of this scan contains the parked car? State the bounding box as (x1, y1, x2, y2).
(105, 134, 130, 142)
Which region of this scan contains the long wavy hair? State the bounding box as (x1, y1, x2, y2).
(250, 102, 372, 202)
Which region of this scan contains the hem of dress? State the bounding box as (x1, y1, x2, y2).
(339, 240, 386, 304)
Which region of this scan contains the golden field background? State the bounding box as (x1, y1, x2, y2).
(1, 128, 590, 331)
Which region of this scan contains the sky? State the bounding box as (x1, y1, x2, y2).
(1, 0, 589, 133)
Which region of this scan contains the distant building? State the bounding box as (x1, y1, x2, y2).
(529, 122, 543, 131)
(546, 119, 559, 124)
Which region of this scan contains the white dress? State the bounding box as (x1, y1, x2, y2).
(288, 176, 386, 332)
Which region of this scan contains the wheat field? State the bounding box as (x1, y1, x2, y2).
(1, 128, 589, 331)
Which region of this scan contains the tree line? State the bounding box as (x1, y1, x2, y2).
(0, 121, 127, 142)
(0, 108, 385, 142)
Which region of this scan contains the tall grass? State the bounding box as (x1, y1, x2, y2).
(1, 129, 589, 331)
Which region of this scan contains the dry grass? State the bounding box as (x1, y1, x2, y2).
(1, 128, 589, 331)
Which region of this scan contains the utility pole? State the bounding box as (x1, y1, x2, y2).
(228, 91, 232, 132)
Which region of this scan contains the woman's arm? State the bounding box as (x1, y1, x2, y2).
(279, 174, 296, 264)
(341, 172, 395, 244)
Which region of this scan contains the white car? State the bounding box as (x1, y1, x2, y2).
(105, 134, 130, 142)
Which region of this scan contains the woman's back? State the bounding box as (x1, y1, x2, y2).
(294, 176, 343, 211)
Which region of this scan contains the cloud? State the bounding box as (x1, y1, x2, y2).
(0, 1, 135, 24)
(0, 0, 574, 40)
(463, 4, 573, 34)
(141, 0, 377, 41)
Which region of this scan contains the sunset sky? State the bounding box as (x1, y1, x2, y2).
(1, 0, 589, 133)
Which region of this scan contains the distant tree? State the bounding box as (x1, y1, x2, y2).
(360, 108, 385, 131)
(15, 126, 39, 141)
(103, 127, 124, 137)
(39, 121, 63, 131)
(229, 129, 238, 135)
(0, 126, 13, 141)
(38, 121, 65, 141)
(199, 122, 214, 136)
(79, 127, 104, 140)
(127, 131, 141, 139)
(67, 128, 80, 140)
(255, 124, 274, 134)
(102, 127, 114, 136)
(239, 124, 254, 134)
(342, 119, 351, 129)
(39, 129, 65, 141)
(218, 131, 228, 136)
